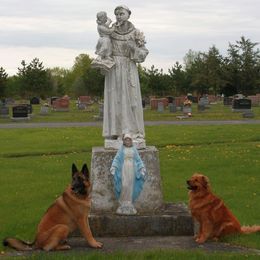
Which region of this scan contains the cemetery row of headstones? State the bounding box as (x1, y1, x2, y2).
(149, 95, 214, 114)
(0, 95, 105, 120)
(223, 93, 260, 118)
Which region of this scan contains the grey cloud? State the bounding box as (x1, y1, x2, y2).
(1, 0, 260, 74)
(0, 30, 97, 49)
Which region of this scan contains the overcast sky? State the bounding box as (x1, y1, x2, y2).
(1, 0, 259, 75)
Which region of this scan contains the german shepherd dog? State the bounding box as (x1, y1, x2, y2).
(3, 163, 102, 251)
(187, 173, 260, 243)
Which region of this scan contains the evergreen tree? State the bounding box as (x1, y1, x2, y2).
(17, 58, 53, 98)
(0, 67, 8, 98)
(223, 36, 260, 95)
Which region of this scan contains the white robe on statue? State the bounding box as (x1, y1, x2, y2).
(102, 22, 148, 139)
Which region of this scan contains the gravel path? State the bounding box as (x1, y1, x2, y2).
(0, 120, 260, 129)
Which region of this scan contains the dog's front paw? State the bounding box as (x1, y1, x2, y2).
(195, 237, 206, 244)
(89, 240, 103, 248)
(193, 234, 199, 239)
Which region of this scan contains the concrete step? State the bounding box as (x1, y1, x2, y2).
(75, 203, 194, 237)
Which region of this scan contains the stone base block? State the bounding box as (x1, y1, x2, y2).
(72, 203, 194, 237)
(232, 108, 252, 113)
(91, 146, 163, 214)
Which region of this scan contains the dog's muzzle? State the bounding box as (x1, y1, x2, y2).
(186, 180, 197, 190)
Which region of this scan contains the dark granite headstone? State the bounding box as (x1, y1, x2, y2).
(166, 96, 174, 104)
(142, 99, 146, 108)
(232, 99, 251, 110)
(12, 105, 28, 118)
(30, 97, 40, 105)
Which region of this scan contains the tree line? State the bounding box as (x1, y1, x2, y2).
(0, 36, 260, 100)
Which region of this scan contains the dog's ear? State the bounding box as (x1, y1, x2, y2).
(72, 163, 78, 178)
(201, 175, 209, 189)
(81, 163, 89, 179)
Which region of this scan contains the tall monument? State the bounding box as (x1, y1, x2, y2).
(90, 5, 193, 236)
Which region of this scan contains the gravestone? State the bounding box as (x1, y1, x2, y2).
(197, 99, 206, 111)
(99, 104, 104, 119)
(5, 98, 15, 105)
(0, 105, 9, 118)
(40, 105, 49, 115)
(30, 97, 40, 105)
(150, 98, 168, 110)
(223, 97, 233, 106)
(12, 105, 29, 120)
(78, 103, 87, 110)
(169, 102, 177, 113)
(232, 99, 251, 112)
(27, 104, 33, 114)
(93, 104, 104, 121)
(157, 102, 164, 112)
(142, 99, 146, 108)
(77, 96, 93, 110)
(50, 97, 59, 105)
(183, 106, 192, 114)
(175, 96, 186, 110)
(199, 96, 210, 109)
(166, 96, 174, 104)
(52, 98, 70, 112)
(247, 96, 260, 106)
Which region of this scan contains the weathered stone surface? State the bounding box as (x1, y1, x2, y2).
(5, 236, 260, 257)
(87, 203, 194, 237)
(90, 146, 163, 214)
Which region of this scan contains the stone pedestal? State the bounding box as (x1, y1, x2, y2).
(90, 146, 163, 214)
(88, 146, 194, 237)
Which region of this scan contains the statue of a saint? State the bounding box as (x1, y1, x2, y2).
(110, 134, 146, 215)
(92, 5, 149, 149)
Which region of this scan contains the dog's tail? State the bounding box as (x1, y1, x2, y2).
(3, 237, 34, 251)
(241, 225, 260, 234)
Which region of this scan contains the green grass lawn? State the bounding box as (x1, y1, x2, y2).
(0, 101, 260, 123)
(0, 124, 259, 258)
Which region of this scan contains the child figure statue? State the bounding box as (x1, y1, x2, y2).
(91, 11, 116, 72)
(110, 134, 146, 215)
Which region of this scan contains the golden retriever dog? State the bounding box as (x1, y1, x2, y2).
(187, 173, 260, 243)
(3, 163, 102, 251)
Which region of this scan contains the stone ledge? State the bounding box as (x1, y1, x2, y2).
(73, 203, 194, 237)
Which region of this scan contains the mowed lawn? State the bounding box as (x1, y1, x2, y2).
(0, 124, 259, 258)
